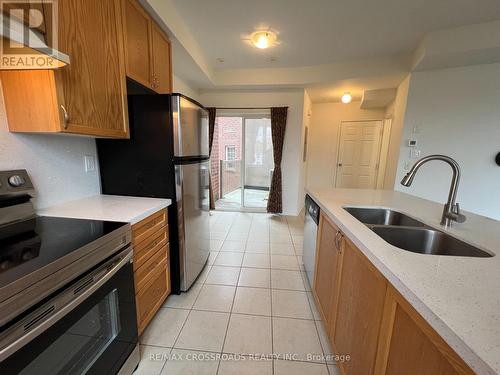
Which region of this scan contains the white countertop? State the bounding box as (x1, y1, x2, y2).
(39, 195, 172, 224)
(306, 188, 500, 375)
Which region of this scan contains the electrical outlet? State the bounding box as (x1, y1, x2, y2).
(84, 155, 96, 172)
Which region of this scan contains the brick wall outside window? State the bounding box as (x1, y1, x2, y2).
(210, 117, 242, 199)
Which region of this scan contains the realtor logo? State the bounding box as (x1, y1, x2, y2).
(0, 0, 60, 69)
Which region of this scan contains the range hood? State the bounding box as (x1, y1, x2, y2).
(0, 12, 69, 70)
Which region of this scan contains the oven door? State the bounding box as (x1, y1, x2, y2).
(0, 247, 138, 375)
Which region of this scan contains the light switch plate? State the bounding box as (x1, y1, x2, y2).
(410, 149, 421, 159)
(84, 155, 96, 172)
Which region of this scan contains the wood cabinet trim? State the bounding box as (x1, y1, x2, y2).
(373, 286, 398, 375)
(333, 238, 388, 375)
(135, 260, 170, 335)
(374, 286, 474, 375)
(133, 228, 168, 270)
(135, 244, 168, 292)
(132, 209, 167, 231)
(132, 209, 167, 245)
(327, 237, 344, 339)
(312, 212, 340, 323)
(150, 22, 172, 94)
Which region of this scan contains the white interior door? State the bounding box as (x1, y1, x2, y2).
(335, 120, 383, 189)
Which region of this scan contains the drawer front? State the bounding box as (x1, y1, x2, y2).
(135, 243, 169, 292)
(132, 209, 167, 246)
(133, 225, 168, 269)
(136, 260, 170, 334)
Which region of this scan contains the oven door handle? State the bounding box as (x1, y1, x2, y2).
(0, 247, 133, 362)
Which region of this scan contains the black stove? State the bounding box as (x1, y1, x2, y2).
(0, 170, 139, 375)
(0, 216, 125, 289)
(0, 170, 131, 324)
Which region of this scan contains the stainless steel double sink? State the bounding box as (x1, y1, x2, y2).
(343, 207, 492, 258)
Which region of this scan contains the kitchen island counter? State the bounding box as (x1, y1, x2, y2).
(307, 188, 500, 375)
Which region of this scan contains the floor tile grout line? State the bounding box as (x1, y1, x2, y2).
(268, 220, 275, 375)
(303, 267, 332, 371)
(168, 285, 202, 350)
(215, 261, 241, 375)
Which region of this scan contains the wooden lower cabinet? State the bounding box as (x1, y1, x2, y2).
(315, 214, 473, 375)
(313, 212, 343, 327)
(374, 287, 474, 375)
(332, 237, 387, 375)
(132, 209, 171, 335)
(135, 256, 170, 334)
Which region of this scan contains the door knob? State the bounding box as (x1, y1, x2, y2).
(338, 163, 343, 167)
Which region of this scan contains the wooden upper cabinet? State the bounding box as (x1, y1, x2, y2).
(333, 238, 387, 375)
(122, 0, 153, 88)
(374, 286, 474, 375)
(57, 0, 128, 137)
(0, 0, 129, 138)
(313, 213, 343, 328)
(122, 0, 172, 93)
(151, 24, 172, 94)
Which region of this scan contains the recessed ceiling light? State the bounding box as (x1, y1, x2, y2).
(341, 92, 352, 104)
(250, 30, 277, 49)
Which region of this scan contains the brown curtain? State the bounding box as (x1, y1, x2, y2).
(207, 107, 217, 210)
(267, 107, 288, 214)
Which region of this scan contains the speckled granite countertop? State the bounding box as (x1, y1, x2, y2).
(306, 188, 500, 375)
(39, 195, 171, 224)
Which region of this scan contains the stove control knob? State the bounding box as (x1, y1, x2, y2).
(8, 175, 26, 187)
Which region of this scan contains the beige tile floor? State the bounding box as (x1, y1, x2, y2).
(135, 212, 340, 375)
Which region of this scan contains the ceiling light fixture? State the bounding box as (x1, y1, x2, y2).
(341, 92, 352, 104)
(250, 30, 277, 49)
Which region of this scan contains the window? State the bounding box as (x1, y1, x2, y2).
(226, 146, 236, 161)
(225, 145, 237, 170)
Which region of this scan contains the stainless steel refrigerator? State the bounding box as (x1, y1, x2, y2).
(96, 93, 210, 293)
(172, 95, 210, 291)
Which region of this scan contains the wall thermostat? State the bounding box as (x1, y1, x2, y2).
(407, 139, 418, 147)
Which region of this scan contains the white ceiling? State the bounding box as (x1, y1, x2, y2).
(171, 0, 500, 70)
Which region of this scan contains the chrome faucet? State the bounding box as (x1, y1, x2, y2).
(400, 155, 466, 227)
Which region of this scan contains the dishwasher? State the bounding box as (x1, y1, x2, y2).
(303, 194, 320, 287)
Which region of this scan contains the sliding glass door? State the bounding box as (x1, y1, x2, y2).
(212, 114, 273, 211)
(243, 116, 274, 209)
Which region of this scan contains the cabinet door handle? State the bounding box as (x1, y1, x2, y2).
(334, 231, 343, 253)
(60, 105, 69, 129)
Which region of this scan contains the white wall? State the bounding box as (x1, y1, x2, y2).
(384, 75, 410, 188)
(299, 91, 312, 213)
(199, 89, 306, 215)
(306, 102, 386, 189)
(0, 85, 100, 209)
(173, 74, 200, 102)
(395, 63, 500, 220)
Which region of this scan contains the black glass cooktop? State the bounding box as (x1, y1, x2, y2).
(0, 216, 127, 290)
